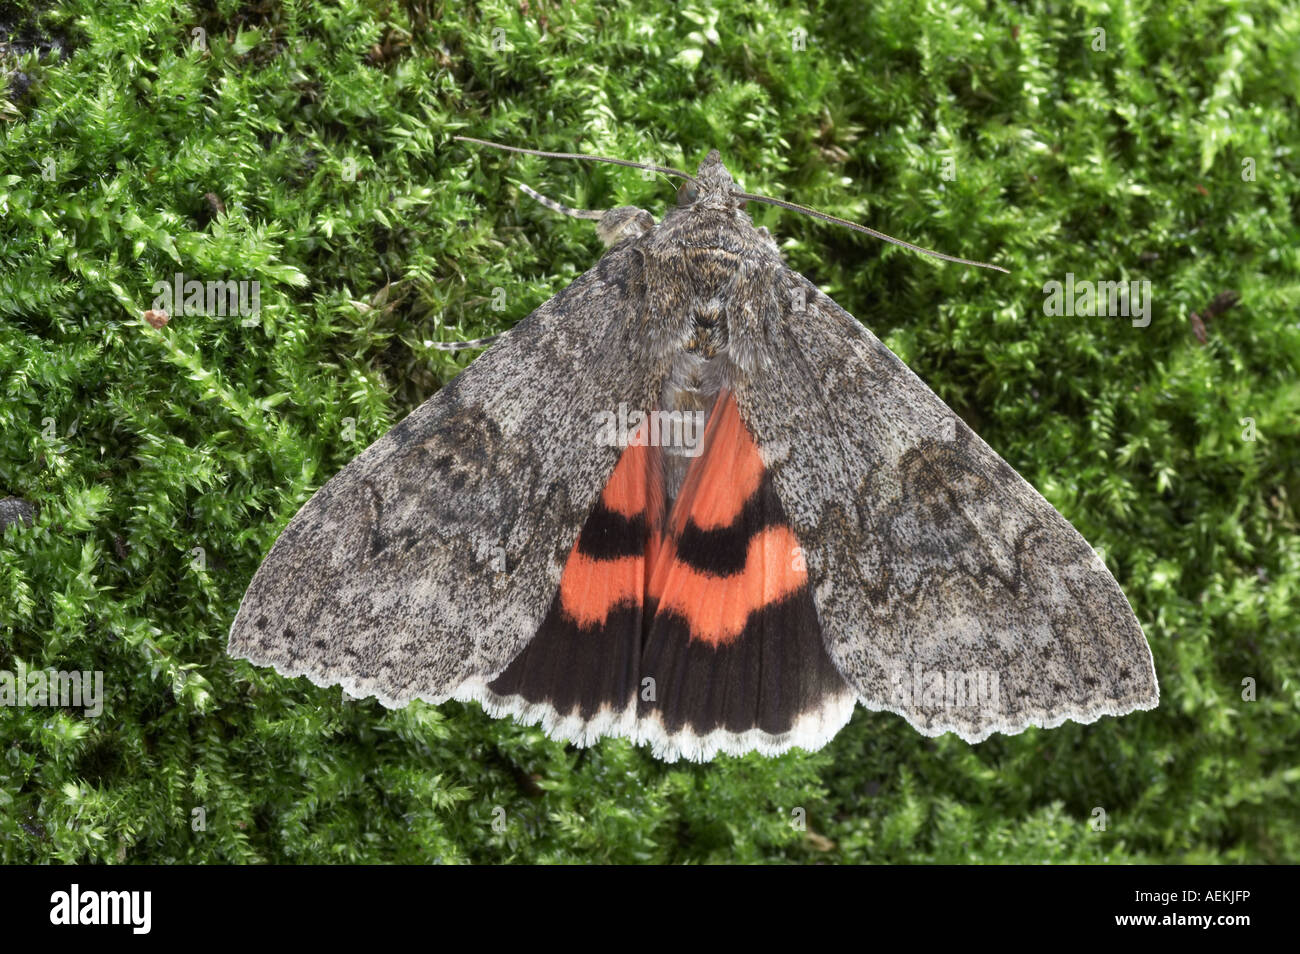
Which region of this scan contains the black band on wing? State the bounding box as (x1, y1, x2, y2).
(638, 586, 848, 736)
(670, 474, 783, 576)
(575, 503, 651, 560)
(488, 599, 645, 720)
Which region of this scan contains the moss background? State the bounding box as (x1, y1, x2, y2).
(1, 0, 1298, 864)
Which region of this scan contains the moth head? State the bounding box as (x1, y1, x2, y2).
(679, 150, 743, 210)
(449, 136, 1009, 273)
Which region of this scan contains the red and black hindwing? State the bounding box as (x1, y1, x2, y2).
(487, 431, 663, 724)
(488, 394, 852, 753)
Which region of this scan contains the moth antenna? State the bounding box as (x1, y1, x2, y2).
(518, 183, 604, 221)
(431, 334, 503, 351)
(455, 135, 699, 184)
(734, 191, 1010, 274)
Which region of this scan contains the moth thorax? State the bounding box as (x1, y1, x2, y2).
(683, 294, 726, 357)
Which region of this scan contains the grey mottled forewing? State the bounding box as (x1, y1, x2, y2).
(734, 269, 1158, 742)
(228, 244, 660, 706)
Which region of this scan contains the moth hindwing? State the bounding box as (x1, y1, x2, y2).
(229, 147, 1158, 762)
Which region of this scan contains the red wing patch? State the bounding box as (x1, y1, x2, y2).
(648, 525, 806, 645)
(489, 397, 850, 748)
(557, 434, 663, 628)
(649, 393, 806, 645)
(640, 392, 850, 738)
(487, 421, 663, 718)
(664, 392, 764, 535)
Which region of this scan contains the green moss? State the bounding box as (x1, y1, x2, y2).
(1, 0, 1297, 863)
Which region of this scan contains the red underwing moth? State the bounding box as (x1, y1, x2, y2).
(228, 138, 1159, 761)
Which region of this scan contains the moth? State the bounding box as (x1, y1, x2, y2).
(228, 138, 1159, 761)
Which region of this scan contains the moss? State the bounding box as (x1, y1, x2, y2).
(1, 0, 1297, 863)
